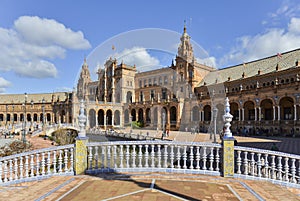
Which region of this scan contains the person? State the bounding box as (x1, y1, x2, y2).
(271, 143, 279, 151)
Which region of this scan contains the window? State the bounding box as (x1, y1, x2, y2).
(139, 80, 142, 88)
(144, 80, 147, 87)
(140, 92, 144, 102)
(159, 77, 162, 85)
(162, 88, 167, 99)
(164, 76, 168, 84)
(150, 90, 155, 100)
(148, 78, 152, 86)
(153, 78, 157, 86)
(284, 107, 292, 120)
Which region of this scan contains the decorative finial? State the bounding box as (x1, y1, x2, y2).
(184, 20, 186, 33)
(223, 97, 233, 138)
(78, 99, 87, 138)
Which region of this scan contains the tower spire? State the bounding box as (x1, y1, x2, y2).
(184, 20, 186, 33)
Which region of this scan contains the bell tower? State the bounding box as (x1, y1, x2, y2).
(177, 23, 194, 63)
(77, 57, 91, 100)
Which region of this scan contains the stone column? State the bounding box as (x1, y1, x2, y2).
(254, 107, 257, 121)
(95, 114, 98, 127)
(104, 113, 107, 129)
(157, 107, 161, 130)
(75, 100, 88, 175)
(273, 106, 276, 121)
(258, 107, 261, 121)
(278, 106, 280, 121)
(222, 97, 234, 178)
(238, 109, 241, 121)
(294, 104, 297, 121)
(199, 111, 202, 121)
(112, 113, 114, 127)
(242, 108, 245, 121)
(167, 109, 171, 129)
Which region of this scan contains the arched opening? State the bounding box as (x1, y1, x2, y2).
(40, 113, 43, 123)
(203, 105, 211, 121)
(13, 114, 17, 122)
(124, 109, 129, 124)
(61, 110, 65, 123)
(46, 113, 51, 122)
(126, 91, 133, 103)
(98, 109, 104, 126)
(192, 106, 199, 121)
(6, 114, 11, 122)
(20, 114, 24, 122)
(170, 106, 177, 126)
(0, 114, 3, 122)
(260, 99, 273, 120)
(33, 113, 38, 122)
(131, 109, 136, 121)
(244, 101, 255, 121)
(27, 114, 31, 122)
(279, 97, 294, 120)
(138, 108, 144, 123)
(230, 102, 239, 121)
(146, 108, 151, 124)
(89, 109, 96, 128)
(106, 110, 112, 125)
(114, 110, 120, 126)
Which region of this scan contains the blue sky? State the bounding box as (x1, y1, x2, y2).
(1, 0, 300, 94)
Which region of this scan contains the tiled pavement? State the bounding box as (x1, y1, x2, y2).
(1, 173, 300, 201)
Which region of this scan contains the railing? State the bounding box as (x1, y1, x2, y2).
(234, 146, 300, 187)
(0, 144, 75, 185)
(85, 141, 221, 176)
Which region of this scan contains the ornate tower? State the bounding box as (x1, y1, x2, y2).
(177, 24, 194, 63)
(77, 58, 91, 100)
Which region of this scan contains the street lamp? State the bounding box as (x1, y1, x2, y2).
(42, 98, 45, 134)
(213, 106, 218, 143)
(22, 93, 28, 144)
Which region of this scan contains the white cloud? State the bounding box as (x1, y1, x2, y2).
(196, 57, 217, 68)
(0, 77, 12, 93)
(220, 17, 300, 66)
(113, 47, 160, 71)
(0, 15, 91, 89)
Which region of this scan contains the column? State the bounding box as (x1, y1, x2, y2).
(199, 111, 202, 121)
(278, 106, 280, 120)
(242, 108, 245, 121)
(258, 107, 261, 121)
(167, 109, 170, 129)
(238, 109, 241, 121)
(254, 107, 257, 121)
(273, 106, 276, 121)
(157, 107, 161, 129)
(95, 114, 98, 126)
(202, 111, 204, 122)
(104, 114, 106, 128)
(294, 105, 297, 121)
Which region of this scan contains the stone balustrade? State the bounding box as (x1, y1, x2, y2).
(85, 141, 222, 176)
(0, 144, 74, 185)
(234, 146, 300, 186)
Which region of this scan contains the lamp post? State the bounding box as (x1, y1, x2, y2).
(22, 93, 28, 144)
(42, 98, 45, 135)
(213, 106, 218, 143)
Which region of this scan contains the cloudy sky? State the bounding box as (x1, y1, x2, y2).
(1, 0, 300, 94)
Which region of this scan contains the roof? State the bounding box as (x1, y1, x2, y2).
(199, 48, 300, 86)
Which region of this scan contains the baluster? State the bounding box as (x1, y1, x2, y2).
(30, 155, 34, 177)
(271, 155, 276, 179)
(53, 151, 57, 174)
(236, 150, 241, 174)
(157, 145, 161, 168)
(107, 146, 111, 169)
(243, 152, 248, 175)
(164, 145, 168, 168)
(284, 157, 289, 181)
(183, 146, 187, 169)
(277, 156, 282, 180)
(25, 156, 29, 178)
(4, 161, 8, 182)
(209, 147, 214, 171)
(291, 158, 296, 183)
(64, 149, 68, 172)
(101, 146, 105, 168)
(36, 153, 40, 176)
(114, 145, 118, 169)
(257, 153, 261, 178)
(144, 145, 149, 168)
(0, 161, 2, 183)
(14, 158, 18, 180)
(170, 145, 174, 168)
(189, 146, 194, 169)
(70, 148, 74, 173)
(41, 153, 45, 176)
(176, 146, 181, 169)
(94, 147, 98, 169)
(9, 159, 13, 181)
(126, 145, 130, 168)
(196, 146, 200, 170)
(250, 152, 255, 176)
(47, 152, 51, 175)
(119, 145, 124, 168)
(202, 147, 207, 170)
(151, 144, 155, 168)
(132, 145, 136, 168)
(58, 150, 63, 173)
(215, 147, 220, 172)
(88, 146, 93, 170)
(138, 145, 143, 168)
(264, 154, 269, 178)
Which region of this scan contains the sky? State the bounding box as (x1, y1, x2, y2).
(1, 0, 300, 94)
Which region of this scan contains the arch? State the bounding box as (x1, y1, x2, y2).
(230, 102, 239, 120)
(146, 108, 151, 124)
(203, 105, 211, 121)
(6, 114, 11, 122)
(126, 91, 133, 103)
(20, 114, 24, 121)
(244, 101, 255, 121)
(40, 113, 43, 123)
(124, 109, 129, 124)
(98, 109, 104, 126)
(46, 113, 51, 122)
(192, 106, 199, 121)
(33, 113, 38, 122)
(260, 99, 273, 120)
(279, 97, 294, 120)
(106, 110, 112, 125)
(138, 108, 144, 123)
(114, 110, 120, 125)
(0, 114, 3, 122)
(131, 109, 136, 121)
(89, 109, 96, 128)
(13, 114, 17, 122)
(170, 106, 177, 124)
(27, 114, 31, 121)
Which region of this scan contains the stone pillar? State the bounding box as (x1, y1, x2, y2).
(222, 97, 235, 178)
(112, 113, 114, 127)
(95, 114, 98, 127)
(75, 100, 88, 175)
(258, 107, 261, 121)
(278, 106, 280, 121)
(238, 109, 241, 121)
(273, 106, 276, 121)
(254, 107, 257, 121)
(242, 108, 244, 121)
(294, 104, 297, 121)
(167, 109, 171, 129)
(157, 107, 161, 130)
(104, 114, 107, 129)
(199, 111, 202, 121)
